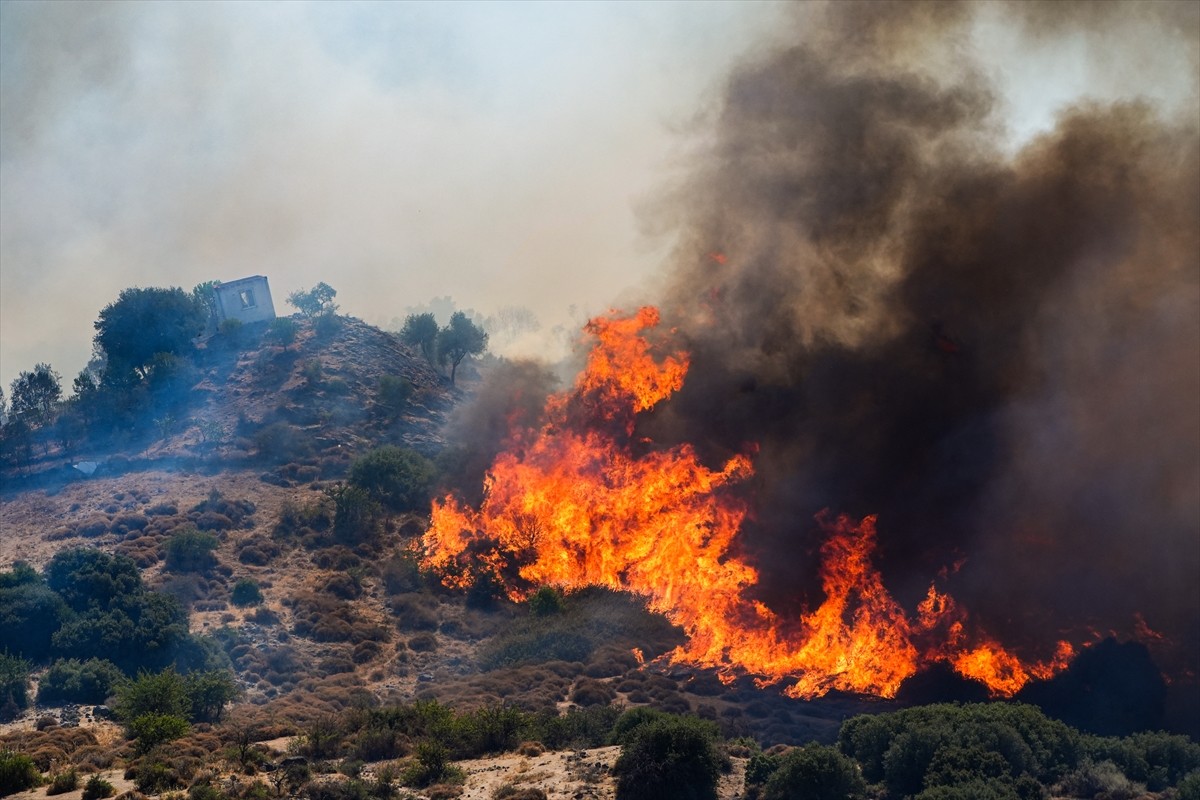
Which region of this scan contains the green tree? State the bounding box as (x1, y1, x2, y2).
(399, 313, 439, 364)
(613, 716, 722, 800)
(0, 566, 72, 661)
(287, 282, 338, 318)
(9, 362, 62, 425)
(437, 311, 488, 386)
(191, 280, 219, 324)
(184, 670, 240, 723)
(93, 287, 206, 380)
(115, 667, 190, 722)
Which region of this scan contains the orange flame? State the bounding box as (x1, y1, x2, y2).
(421, 307, 1073, 698)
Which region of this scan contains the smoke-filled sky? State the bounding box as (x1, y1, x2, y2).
(2, 1, 1195, 395)
(0, 0, 791, 391)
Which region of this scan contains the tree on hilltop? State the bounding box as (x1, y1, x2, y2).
(287, 282, 338, 318)
(94, 287, 206, 380)
(438, 311, 488, 386)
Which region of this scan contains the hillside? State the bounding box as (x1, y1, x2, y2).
(2, 315, 1197, 800)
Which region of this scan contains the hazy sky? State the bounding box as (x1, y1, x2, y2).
(1, 0, 1195, 394)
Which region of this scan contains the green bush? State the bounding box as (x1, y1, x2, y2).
(269, 317, 298, 345)
(0, 749, 41, 795)
(323, 483, 381, 543)
(230, 579, 263, 607)
(528, 587, 564, 617)
(38, 658, 123, 704)
(376, 376, 413, 418)
(82, 774, 115, 800)
(761, 745, 868, 800)
(128, 712, 191, 752)
(115, 668, 191, 721)
(46, 768, 78, 795)
(164, 527, 220, 573)
(348, 447, 436, 514)
(399, 740, 463, 788)
(613, 715, 722, 800)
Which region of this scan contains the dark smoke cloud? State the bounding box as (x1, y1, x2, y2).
(635, 1, 1199, 673)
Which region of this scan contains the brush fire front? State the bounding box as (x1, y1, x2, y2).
(421, 307, 1078, 700)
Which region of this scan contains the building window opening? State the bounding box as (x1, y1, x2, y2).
(239, 289, 256, 309)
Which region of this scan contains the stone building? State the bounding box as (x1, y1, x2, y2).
(212, 275, 276, 325)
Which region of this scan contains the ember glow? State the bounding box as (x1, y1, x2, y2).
(422, 307, 1074, 698)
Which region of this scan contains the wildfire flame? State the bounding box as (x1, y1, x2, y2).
(421, 307, 1073, 698)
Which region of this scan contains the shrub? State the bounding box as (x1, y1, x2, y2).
(231, 580, 263, 607)
(46, 768, 78, 795)
(129, 712, 191, 753)
(269, 317, 298, 346)
(323, 483, 380, 543)
(760, 744, 868, 800)
(0, 652, 30, 719)
(38, 658, 124, 705)
(376, 376, 413, 418)
(570, 678, 615, 707)
(493, 788, 547, 800)
(613, 715, 722, 800)
(528, 587, 564, 617)
(1054, 759, 1144, 800)
(348, 447, 436, 515)
(0, 750, 41, 795)
(82, 774, 116, 800)
(116, 668, 190, 722)
(164, 527, 220, 573)
(132, 759, 185, 793)
(254, 423, 311, 463)
(399, 741, 463, 789)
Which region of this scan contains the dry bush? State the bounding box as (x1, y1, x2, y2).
(320, 574, 361, 600)
(110, 513, 150, 535)
(311, 547, 362, 571)
(570, 679, 615, 707)
(407, 634, 437, 653)
(75, 516, 111, 538)
(145, 502, 179, 516)
(236, 535, 281, 565)
(193, 512, 234, 531)
(390, 595, 439, 632)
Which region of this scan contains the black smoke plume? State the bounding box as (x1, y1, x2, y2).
(636, 1, 1199, 683)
